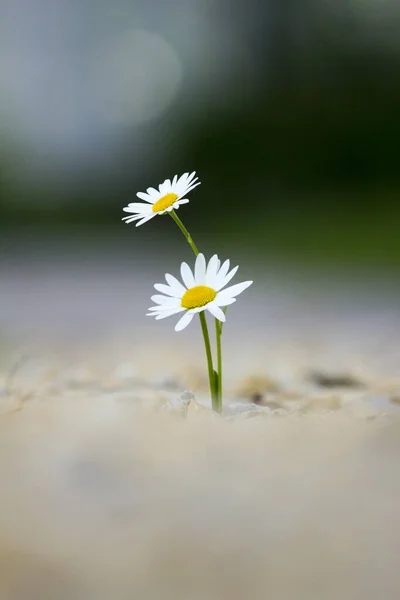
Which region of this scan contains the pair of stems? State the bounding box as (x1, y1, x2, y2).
(169, 210, 223, 413)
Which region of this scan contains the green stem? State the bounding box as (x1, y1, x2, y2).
(169, 210, 199, 257)
(169, 209, 220, 412)
(199, 312, 218, 410)
(215, 318, 223, 413)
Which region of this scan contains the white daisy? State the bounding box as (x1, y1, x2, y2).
(122, 172, 200, 227)
(147, 254, 253, 331)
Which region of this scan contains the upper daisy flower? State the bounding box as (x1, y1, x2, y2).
(147, 254, 253, 331)
(122, 172, 200, 227)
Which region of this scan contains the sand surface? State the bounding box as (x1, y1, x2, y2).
(1, 250, 400, 599)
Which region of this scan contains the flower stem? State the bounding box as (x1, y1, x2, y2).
(199, 312, 218, 411)
(170, 209, 220, 412)
(169, 210, 199, 257)
(215, 318, 223, 413)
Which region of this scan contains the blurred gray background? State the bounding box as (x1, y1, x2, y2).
(1, 0, 400, 353)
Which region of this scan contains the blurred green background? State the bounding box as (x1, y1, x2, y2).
(1, 0, 399, 267)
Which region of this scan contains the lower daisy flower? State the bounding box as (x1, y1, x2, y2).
(122, 171, 200, 227)
(147, 254, 253, 331)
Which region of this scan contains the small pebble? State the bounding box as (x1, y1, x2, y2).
(234, 375, 279, 400)
(307, 370, 365, 389)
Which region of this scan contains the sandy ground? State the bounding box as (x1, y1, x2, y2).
(1, 249, 400, 599)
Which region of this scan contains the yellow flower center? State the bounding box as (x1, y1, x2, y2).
(152, 193, 179, 213)
(181, 285, 217, 309)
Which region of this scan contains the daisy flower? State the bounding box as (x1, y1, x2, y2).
(147, 254, 253, 331)
(122, 172, 200, 227)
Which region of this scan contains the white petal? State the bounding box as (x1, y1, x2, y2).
(149, 172, 201, 203)
(178, 171, 197, 190)
(148, 299, 180, 311)
(194, 253, 206, 284)
(217, 259, 230, 281)
(159, 181, 169, 195)
(175, 312, 195, 331)
(123, 203, 152, 214)
(188, 306, 206, 314)
(205, 254, 220, 287)
(154, 283, 180, 297)
(181, 181, 201, 196)
(175, 173, 194, 194)
(214, 296, 236, 307)
(136, 192, 151, 201)
(186, 171, 197, 183)
(155, 307, 185, 320)
(216, 265, 239, 291)
(206, 303, 226, 322)
(136, 215, 155, 227)
(137, 191, 155, 203)
(165, 274, 186, 296)
(215, 281, 253, 301)
(180, 262, 195, 288)
(150, 294, 170, 305)
(178, 172, 189, 183)
(146, 187, 159, 197)
(122, 214, 145, 223)
(177, 199, 189, 205)
(166, 206, 174, 212)
(122, 213, 144, 220)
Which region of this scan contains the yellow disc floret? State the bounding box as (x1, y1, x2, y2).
(152, 193, 179, 213)
(181, 285, 217, 309)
